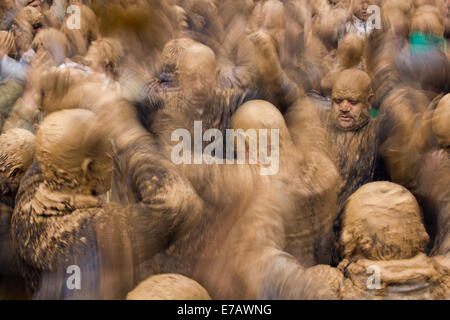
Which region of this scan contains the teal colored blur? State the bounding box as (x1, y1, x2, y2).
(410, 32, 446, 56)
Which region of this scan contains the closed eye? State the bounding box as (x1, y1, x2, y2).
(9, 168, 22, 178)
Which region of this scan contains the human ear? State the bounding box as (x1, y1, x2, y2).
(82, 158, 94, 181)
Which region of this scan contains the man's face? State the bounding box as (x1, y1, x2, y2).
(178, 53, 217, 107)
(332, 97, 367, 130)
(352, 0, 370, 21)
(332, 70, 372, 131)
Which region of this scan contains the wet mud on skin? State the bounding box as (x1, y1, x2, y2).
(1, 0, 450, 300)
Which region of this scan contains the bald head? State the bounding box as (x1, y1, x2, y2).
(231, 100, 291, 146)
(37, 109, 112, 194)
(177, 44, 218, 106)
(84, 38, 124, 78)
(432, 94, 450, 153)
(0, 129, 35, 195)
(332, 69, 373, 102)
(177, 43, 217, 74)
(341, 182, 429, 260)
(161, 38, 196, 73)
(127, 274, 211, 300)
(337, 33, 365, 68)
(332, 69, 373, 131)
(231, 100, 285, 175)
(410, 4, 445, 36)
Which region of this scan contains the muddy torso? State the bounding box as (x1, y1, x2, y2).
(325, 117, 381, 208)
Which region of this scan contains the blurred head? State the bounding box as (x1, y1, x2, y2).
(84, 38, 124, 79)
(0, 129, 35, 196)
(61, 4, 100, 56)
(40, 66, 88, 114)
(127, 274, 211, 300)
(161, 38, 196, 73)
(337, 33, 365, 68)
(36, 109, 113, 195)
(261, 0, 285, 31)
(176, 43, 218, 106)
(351, 0, 376, 21)
(26, 0, 41, 12)
(410, 4, 445, 36)
(31, 28, 70, 65)
(16, 5, 44, 32)
(432, 94, 450, 155)
(313, 6, 349, 48)
(231, 100, 287, 175)
(340, 181, 429, 260)
(231, 99, 292, 152)
(381, 6, 410, 38)
(331, 69, 373, 131)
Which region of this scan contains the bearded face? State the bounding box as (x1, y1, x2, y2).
(331, 69, 373, 131)
(331, 95, 369, 131)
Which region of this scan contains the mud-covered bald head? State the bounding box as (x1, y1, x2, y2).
(36, 109, 112, 195)
(231, 100, 288, 176)
(410, 4, 445, 36)
(161, 38, 196, 73)
(432, 94, 450, 155)
(127, 274, 211, 300)
(340, 182, 429, 261)
(176, 43, 218, 107)
(331, 69, 373, 131)
(337, 33, 365, 68)
(231, 99, 292, 149)
(84, 38, 124, 79)
(0, 129, 35, 196)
